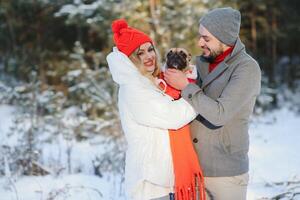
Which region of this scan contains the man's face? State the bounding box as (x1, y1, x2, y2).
(198, 24, 225, 63)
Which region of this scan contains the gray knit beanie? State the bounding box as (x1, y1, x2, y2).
(199, 7, 241, 46)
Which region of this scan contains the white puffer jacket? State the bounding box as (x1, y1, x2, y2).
(106, 47, 196, 200)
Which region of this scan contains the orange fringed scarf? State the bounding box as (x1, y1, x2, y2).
(159, 72, 206, 200)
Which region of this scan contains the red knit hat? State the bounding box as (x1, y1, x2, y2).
(111, 19, 153, 56)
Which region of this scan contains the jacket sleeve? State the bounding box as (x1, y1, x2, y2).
(122, 84, 196, 130)
(181, 60, 261, 126)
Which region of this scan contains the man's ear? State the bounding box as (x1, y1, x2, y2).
(222, 43, 230, 52)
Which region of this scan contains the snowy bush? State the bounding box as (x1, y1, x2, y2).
(0, 42, 125, 178)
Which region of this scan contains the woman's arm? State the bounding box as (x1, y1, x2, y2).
(122, 84, 196, 130)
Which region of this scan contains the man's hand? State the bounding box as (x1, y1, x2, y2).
(164, 69, 189, 90)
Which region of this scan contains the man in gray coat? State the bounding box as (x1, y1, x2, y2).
(164, 7, 261, 200)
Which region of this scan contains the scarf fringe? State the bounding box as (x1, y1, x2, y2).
(175, 172, 206, 200)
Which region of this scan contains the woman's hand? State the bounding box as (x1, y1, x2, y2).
(164, 69, 189, 90)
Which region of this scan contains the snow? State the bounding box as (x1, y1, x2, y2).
(248, 108, 300, 199)
(0, 174, 123, 200)
(54, 0, 106, 18)
(0, 105, 15, 143)
(1, 104, 300, 199)
(0, 104, 125, 200)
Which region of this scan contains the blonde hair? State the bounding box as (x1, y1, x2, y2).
(129, 45, 160, 84)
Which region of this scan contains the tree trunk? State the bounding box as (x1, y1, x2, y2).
(149, 0, 159, 41)
(250, 11, 257, 56)
(4, 5, 16, 53)
(271, 9, 277, 71)
(148, 0, 164, 55)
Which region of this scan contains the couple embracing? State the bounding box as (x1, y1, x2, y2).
(107, 7, 261, 200)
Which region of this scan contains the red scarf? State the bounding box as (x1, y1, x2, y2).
(159, 72, 206, 200)
(159, 73, 196, 99)
(209, 46, 234, 73)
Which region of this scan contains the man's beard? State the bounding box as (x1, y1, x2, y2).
(201, 45, 223, 63)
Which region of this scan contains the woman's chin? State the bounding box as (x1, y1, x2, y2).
(145, 66, 155, 73)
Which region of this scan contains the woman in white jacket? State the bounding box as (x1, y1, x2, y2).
(106, 19, 196, 200)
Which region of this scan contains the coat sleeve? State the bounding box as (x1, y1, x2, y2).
(122, 84, 196, 130)
(181, 60, 261, 126)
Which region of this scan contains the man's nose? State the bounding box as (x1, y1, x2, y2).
(198, 37, 204, 48)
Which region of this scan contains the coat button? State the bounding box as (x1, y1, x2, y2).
(193, 138, 198, 143)
(188, 94, 192, 99)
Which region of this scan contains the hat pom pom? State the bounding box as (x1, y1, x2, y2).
(112, 19, 128, 34)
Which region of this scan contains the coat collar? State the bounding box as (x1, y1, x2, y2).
(195, 38, 245, 89)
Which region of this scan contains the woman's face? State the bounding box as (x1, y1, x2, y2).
(136, 42, 156, 73)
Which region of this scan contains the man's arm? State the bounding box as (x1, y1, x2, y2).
(167, 62, 261, 126)
(164, 69, 189, 90)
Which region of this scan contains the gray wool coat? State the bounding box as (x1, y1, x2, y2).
(182, 38, 261, 177)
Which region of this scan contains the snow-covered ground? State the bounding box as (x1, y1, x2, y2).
(1, 104, 300, 200)
(0, 174, 123, 200)
(248, 108, 300, 200)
